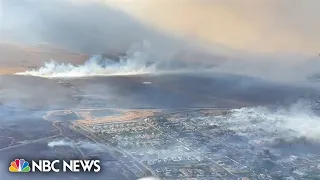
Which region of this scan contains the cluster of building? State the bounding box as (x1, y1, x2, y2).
(153, 164, 244, 179)
(90, 121, 155, 134)
(86, 109, 320, 179)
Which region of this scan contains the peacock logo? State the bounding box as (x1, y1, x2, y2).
(9, 159, 31, 172)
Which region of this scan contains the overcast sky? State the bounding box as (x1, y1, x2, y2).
(104, 0, 320, 54)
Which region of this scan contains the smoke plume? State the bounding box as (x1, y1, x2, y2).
(2, 0, 320, 86)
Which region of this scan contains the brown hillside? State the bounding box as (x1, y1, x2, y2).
(0, 42, 89, 74)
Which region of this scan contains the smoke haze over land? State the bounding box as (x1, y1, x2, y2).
(105, 0, 320, 54)
(4, 0, 320, 54)
(2, 0, 320, 84)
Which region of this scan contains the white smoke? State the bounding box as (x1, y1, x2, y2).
(223, 101, 320, 144)
(77, 141, 107, 152)
(137, 177, 161, 180)
(48, 139, 110, 151)
(48, 139, 74, 148)
(13, 42, 215, 78)
(14, 39, 210, 78)
(15, 53, 157, 78)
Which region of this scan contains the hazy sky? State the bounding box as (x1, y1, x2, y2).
(2, 0, 319, 54)
(104, 0, 320, 54)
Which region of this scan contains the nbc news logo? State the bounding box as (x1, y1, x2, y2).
(9, 159, 30, 172)
(9, 159, 101, 173)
